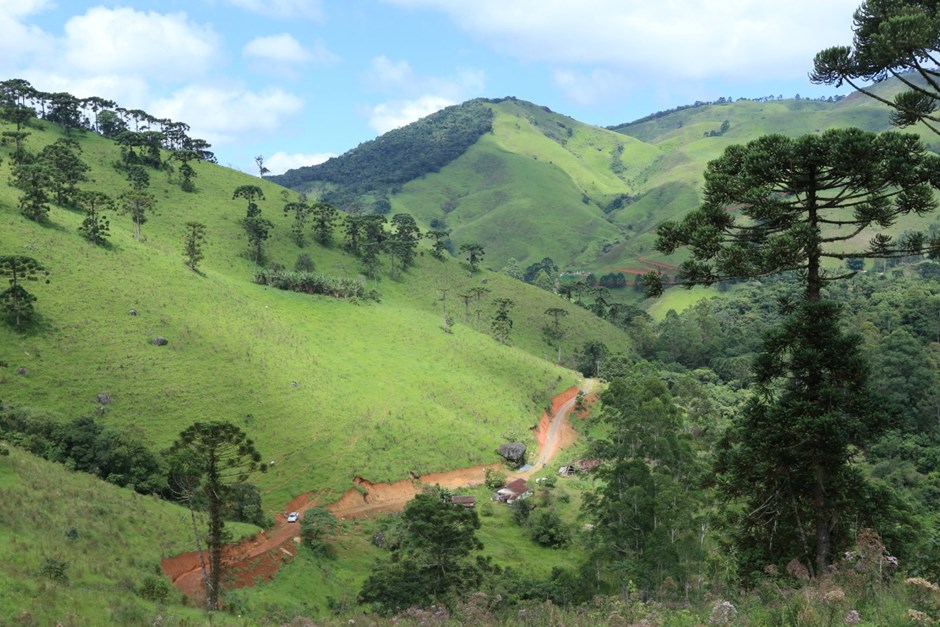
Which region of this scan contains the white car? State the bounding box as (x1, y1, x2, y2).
(287, 511, 300, 523)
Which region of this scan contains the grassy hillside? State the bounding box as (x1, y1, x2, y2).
(278, 78, 939, 279)
(0, 117, 631, 513)
(0, 445, 257, 624)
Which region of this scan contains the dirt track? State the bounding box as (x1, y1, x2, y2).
(161, 379, 595, 601)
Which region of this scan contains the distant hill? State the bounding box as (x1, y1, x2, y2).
(267, 99, 496, 212)
(271, 78, 937, 274)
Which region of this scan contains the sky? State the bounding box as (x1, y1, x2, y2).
(0, 0, 864, 174)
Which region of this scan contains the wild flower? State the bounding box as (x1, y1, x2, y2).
(786, 558, 810, 581)
(906, 609, 933, 623)
(906, 578, 940, 593)
(709, 600, 737, 625)
(823, 588, 846, 606)
(906, 577, 940, 614)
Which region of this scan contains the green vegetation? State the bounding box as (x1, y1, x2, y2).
(268, 99, 495, 209)
(813, 0, 940, 135)
(0, 446, 256, 625)
(6, 68, 940, 626)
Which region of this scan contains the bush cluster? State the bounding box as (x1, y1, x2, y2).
(253, 268, 365, 300)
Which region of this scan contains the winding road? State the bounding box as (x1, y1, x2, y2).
(162, 379, 595, 601)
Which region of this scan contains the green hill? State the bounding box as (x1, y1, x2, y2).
(0, 114, 631, 514)
(272, 78, 939, 277)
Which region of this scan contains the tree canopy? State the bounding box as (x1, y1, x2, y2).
(166, 421, 265, 611)
(649, 129, 940, 301)
(812, 0, 940, 134)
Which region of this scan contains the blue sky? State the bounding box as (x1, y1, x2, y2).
(1, 0, 863, 174)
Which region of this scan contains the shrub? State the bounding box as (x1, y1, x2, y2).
(253, 268, 365, 299)
(484, 468, 506, 490)
(294, 253, 315, 272)
(529, 509, 571, 548)
(39, 557, 69, 582)
(138, 575, 170, 602)
(300, 507, 339, 555)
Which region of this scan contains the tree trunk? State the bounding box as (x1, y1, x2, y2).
(813, 465, 830, 576)
(188, 501, 212, 608)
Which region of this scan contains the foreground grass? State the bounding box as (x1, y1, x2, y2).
(0, 446, 257, 625)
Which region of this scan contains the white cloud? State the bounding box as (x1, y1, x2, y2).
(244, 34, 310, 63)
(369, 56, 415, 89)
(553, 68, 630, 106)
(369, 95, 454, 133)
(63, 7, 220, 81)
(264, 151, 335, 174)
(0, 15, 57, 72)
(17, 72, 151, 108)
(0, 0, 51, 19)
(243, 34, 339, 66)
(224, 0, 323, 20)
(382, 0, 861, 80)
(150, 84, 304, 144)
(365, 56, 484, 132)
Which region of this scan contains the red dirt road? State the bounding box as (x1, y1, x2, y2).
(161, 379, 595, 601)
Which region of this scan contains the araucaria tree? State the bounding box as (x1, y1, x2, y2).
(652, 128, 940, 574)
(491, 297, 515, 345)
(183, 221, 207, 271)
(119, 166, 155, 241)
(40, 138, 89, 207)
(388, 213, 421, 271)
(425, 228, 451, 260)
(283, 198, 310, 247)
(359, 489, 482, 615)
(233, 185, 264, 217)
(234, 186, 271, 264)
(812, 0, 940, 135)
(76, 191, 112, 246)
(0, 255, 49, 329)
(459, 242, 484, 273)
(11, 158, 53, 222)
(166, 421, 265, 611)
(649, 129, 940, 302)
(310, 201, 338, 246)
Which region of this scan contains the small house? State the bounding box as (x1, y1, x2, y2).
(493, 478, 532, 504)
(452, 495, 476, 509)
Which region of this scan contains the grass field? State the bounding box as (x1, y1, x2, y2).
(0, 446, 257, 625)
(0, 118, 633, 511)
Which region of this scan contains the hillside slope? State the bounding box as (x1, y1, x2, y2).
(0, 445, 256, 624)
(274, 79, 936, 275)
(0, 116, 632, 511)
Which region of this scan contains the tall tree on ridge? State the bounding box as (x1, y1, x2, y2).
(812, 0, 940, 135)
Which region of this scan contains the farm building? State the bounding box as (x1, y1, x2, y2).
(493, 478, 532, 504)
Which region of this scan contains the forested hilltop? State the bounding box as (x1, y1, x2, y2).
(5, 0, 940, 619)
(267, 98, 497, 211)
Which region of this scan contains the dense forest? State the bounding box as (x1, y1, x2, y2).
(267, 99, 495, 209)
